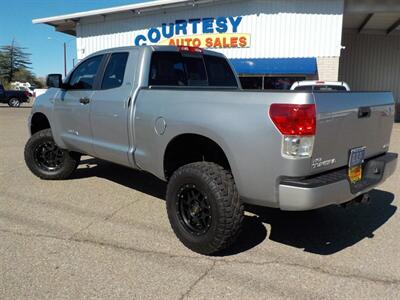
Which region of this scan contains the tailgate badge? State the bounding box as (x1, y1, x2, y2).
(312, 157, 336, 169)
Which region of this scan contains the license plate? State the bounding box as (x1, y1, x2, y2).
(348, 147, 366, 183)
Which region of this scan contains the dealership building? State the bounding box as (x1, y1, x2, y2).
(34, 0, 400, 104)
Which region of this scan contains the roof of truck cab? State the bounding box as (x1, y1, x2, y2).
(85, 45, 226, 57)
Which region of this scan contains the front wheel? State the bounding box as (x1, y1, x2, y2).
(166, 162, 244, 255)
(24, 129, 80, 180)
(8, 98, 20, 107)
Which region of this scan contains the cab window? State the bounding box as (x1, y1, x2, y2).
(149, 52, 187, 86)
(101, 52, 129, 90)
(149, 51, 237, 88)
(204, 55, 237, 87)
(183, 56, 207, 86)
(69, 55, 103, 90)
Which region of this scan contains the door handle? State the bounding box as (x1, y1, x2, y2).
(79, 97, 90, 105)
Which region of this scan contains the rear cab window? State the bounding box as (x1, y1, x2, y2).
(184, 56, 208, 86)
(204, 55, 238, 87)
(149, 52, 187, 86)
(149, 51, 238, 88)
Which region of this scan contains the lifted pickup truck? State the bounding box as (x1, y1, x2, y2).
(0, 84, 30, 107)
(24, 46, 398, 254)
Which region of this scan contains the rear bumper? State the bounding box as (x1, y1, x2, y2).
(278, 152, 398, 211)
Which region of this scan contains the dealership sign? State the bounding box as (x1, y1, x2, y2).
(134, 16, 250, 48)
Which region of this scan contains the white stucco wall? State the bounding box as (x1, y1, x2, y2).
(75, 0, 344, 61)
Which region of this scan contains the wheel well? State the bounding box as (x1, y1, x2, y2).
(164, 134, 231, 180)
(31, 113, 50, 135)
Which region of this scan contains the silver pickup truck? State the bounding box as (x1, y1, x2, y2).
(24, 45, 398, 254)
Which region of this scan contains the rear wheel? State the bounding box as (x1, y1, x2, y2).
(8, 98, 20, 107)
(24, 129, 80, 180)
(166, 162, 244, 255)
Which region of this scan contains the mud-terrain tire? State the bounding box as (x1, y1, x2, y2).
(24, 129, 80, 180)
(166, 162, 244, 255)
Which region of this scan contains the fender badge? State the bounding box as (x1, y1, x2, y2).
(312, 158, 336, 169)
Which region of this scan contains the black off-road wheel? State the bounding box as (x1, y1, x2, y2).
(24, 129, 80, 180)
(166, 162, 244, 255)
(8, 98, 21, 107)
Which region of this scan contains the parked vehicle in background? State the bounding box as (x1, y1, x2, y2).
(11, 81, 32, 89)
(15, 86, 36, 97)
(0, 84, 30, 107)
(11, 82, 40, 98)
(26, 86, 36, 98)
(291, 80, 351, 91)
(24, 46, 397, 255)
(12, 83, 34, 97)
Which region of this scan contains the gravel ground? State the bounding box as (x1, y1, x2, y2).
(0, 105, 399, 299)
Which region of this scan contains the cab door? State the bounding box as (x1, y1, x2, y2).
(53, 54, 105, 155)
(90, 51, 137, 167)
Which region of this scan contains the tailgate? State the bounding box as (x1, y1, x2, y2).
(311, 91, 395, 174)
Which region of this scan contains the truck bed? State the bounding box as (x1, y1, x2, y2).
(133, 88, 395, 207)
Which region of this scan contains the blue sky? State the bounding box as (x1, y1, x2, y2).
(0, 0, 150, 77)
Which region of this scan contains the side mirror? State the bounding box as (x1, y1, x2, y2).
(46, 74, 63, 89)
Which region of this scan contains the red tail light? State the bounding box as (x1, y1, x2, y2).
(269, 104, 316, 136)
(24, 91, 29, 97)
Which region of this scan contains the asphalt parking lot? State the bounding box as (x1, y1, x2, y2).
(0, 104, 399, 299)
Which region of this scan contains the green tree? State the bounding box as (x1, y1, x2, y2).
(33, 77, 46, 88)
(0, 39, 32, 83)
(13, 68, 35, 82)
(0, 50, 6, 84)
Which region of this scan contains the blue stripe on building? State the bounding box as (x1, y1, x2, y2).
(230, 58, 317, 75)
